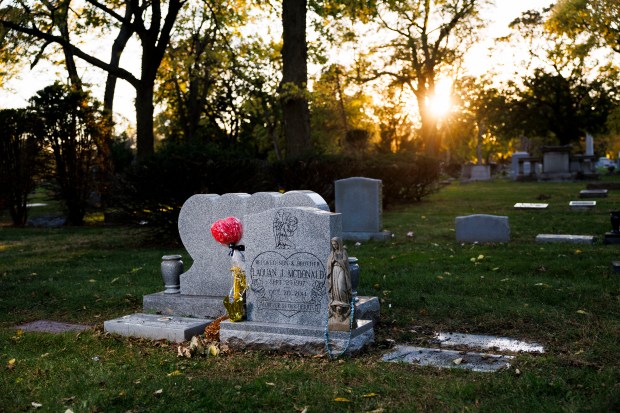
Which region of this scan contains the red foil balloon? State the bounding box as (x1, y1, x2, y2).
(210, 216, 243, 246)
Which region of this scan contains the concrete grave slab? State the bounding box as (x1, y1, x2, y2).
(514, 203, 549, 210)
(16, 320, 90, 334)
(104, 313, 211, 342)
(612, 261, 620, 274)
(382, 345, 513, 373)
(455, 214, 510, 243)
(536, 234, 595, 244)
(569, 201, 596, 211)
(434, 332, 544, 353)
(579, 189, 608, 198)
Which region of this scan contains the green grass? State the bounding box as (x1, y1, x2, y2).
(1, 178, 620, 412)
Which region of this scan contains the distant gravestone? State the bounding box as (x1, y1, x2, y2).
(220, 207, 375, 354)
(569, 200, 596, 211)
(470, 165, 491, 181)
(514, 203, 548, 210)
(142, 191, 330, 319)
(455, 214, 510, 243)
(335, 177, 391, 241)
(535, 234, 595, 244)
(579, 189, 608, 198)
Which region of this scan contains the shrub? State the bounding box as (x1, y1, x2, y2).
(0, 109, 41, 226)
(113, 144, 443, 243)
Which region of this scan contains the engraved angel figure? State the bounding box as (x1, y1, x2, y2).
(273, 210, 298, 249)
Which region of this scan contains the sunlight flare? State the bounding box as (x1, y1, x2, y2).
(426, 79, 453, 119)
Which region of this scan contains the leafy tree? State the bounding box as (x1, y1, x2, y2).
(310, 64, 375, 154)
(0, 109, 41, 226)
(30, 83, 111, 225)
(359, 0, 488, 156)
(0, 0, 185, 160)
(548, 0, 620, 54)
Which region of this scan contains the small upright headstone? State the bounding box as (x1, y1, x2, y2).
(455, 214, 510, 243)
(586, 133, 594, 156)
(335, 177, 391, 241)
(220, 207, 375, 355)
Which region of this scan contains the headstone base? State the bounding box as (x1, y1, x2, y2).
(604, 232, 620, 245)
(612, 261, 620, 274)
(354, 296, 381, 324)
(220, 319, 374, 355)
(143, 292, 227, 319)
(342, 231, 392, 242)
(104, 313, 211, 342)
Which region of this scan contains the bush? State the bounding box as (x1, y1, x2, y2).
(0, 109, 41, 226)
(112, 144, 443, 243)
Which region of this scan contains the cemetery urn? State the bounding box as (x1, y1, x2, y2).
(611, 211, 620, 233)
(161, 255, 183, 294)
(348, 257, 360, 297)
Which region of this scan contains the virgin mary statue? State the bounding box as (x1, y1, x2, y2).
(327, 237, 352, 323)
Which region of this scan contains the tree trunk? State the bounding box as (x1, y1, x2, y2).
(281, 0, 311, 158)
(135, 78, 156, 160)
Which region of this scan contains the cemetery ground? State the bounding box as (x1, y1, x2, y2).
(1, 179, 620, 412)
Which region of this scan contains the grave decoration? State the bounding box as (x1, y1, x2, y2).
(210, 217, 247, 321)
(604, 211, 620, 245)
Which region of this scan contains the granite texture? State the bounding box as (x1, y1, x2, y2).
(335, 177, 383, 233)
(535, 234, 595, 244)
(244, 207, 341, 327)
(433, 332, 544, 353)
(176, 191, 329, 297)
(104, 313, 211, 342)
(382, 345, 513, 372)
(220, 319, 374, 355)
(143, 292, 227, 319)
(455, 214, 510, 243)
(16, 320, 90, 333)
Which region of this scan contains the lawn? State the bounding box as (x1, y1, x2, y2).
(1, 178, 619, 412)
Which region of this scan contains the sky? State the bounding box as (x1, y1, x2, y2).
(0, 0, 554, 127)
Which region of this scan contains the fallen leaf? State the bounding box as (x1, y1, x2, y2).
(32, 402, 42, 408)
(477, 254, 484, 260)
(453, 358, 463, 365)
(362, 392, 379, 398)
(470, 257, 476, 262)
(8, 358, 16, 365)
(577, 309, 588, 315)
(153, 389, 163, 396)
(492, 267, 500, 271)
(266, 382, 276, 386)
(40, 353, 49, 358)
(574, 249, 582, 254)
(111, 277, 119, 283)
(167, 370, 182, 377)
(88, 279, 96, 283)
(515, 369, 521, 376)
(334, 397, 351, 402)
(65, 409, 74, 413)
(574, 349, 585, 355)
(436, 275, 444, 280)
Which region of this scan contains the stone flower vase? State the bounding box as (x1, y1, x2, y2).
(348, 256, 360, 299)
(611, 211, 620, 234)
(161, 255, 183, 294)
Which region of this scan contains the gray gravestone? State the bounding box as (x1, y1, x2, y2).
(335, 177, 391, 241)
(455, 214, 510, 243)
(143, 191, 330, 319)
(569, 200, 596, 211)
(220, 207, 375, 354)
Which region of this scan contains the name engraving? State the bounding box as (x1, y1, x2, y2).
(250, 251, 326, 317)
